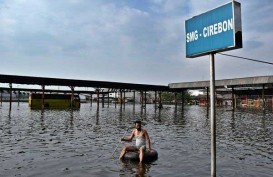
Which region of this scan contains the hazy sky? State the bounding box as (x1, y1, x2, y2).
(1, 0, 273, 86)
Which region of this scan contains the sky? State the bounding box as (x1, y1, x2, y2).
(0, 0, 273, 87)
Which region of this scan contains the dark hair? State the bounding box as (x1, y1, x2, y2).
(134, 120, 141, 125)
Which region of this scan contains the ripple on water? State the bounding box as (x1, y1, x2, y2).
(0, 103, 272, 177)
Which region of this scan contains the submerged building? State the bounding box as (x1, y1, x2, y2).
(169, 75, 273, 110)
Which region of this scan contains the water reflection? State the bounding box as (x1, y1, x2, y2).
(96, 108, 100, 125)
(230, 109, 236, 131)
(157, 108, 162, 122)
(0, 103, 272, 177)
(69, 109, 74, 128)
(40, 110, 45, 130)
(119, 160, 151, 177)
(206, 104, 209, 118)
(119, 107, 123, 123)
(136, 163, 150, 177)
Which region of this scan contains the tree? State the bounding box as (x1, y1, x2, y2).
(160, 91, 192, 104)
(177, 91, 192, 104)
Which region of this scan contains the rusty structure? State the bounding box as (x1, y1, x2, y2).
(169, 75, 273, 110)
(0, 74, 172, 110)
(1, 74, 273, 110)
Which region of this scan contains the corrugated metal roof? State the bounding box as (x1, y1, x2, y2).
(0, 74, 170, 92)
(169, 75, 273, 90)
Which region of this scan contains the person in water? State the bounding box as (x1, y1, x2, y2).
(119, 120, 152, 163)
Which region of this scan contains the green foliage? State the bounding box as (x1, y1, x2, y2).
(161, 92, 174, 101)
(161, 91, 192, 104)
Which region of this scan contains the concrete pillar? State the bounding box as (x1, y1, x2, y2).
(232, 87, 235, 110)
(9, 83, 12, 110)
(234, 94, 237, 109)
(155, 91, 157, 110)
(207, 87, 209, 106)
(140, 91, 144, 108)
(90, 93, 93, 107)
(97, 89, 99, 111)
(174, 92, 177, 108)
(17, 91, 20, 106)
(119, 90, 123, 107)
(119, 90, 123, 111)
(262, 84, 265, 110)
(123, 91, 126, 109)
(102, 93, 104, 108)
(41, 85, 45, 109)
(144, 91, 147, 108)
(246, 95, 248, 108)
(107, 90, 110, 108)
(115, 91, 117, 108)
(133, 91, 136, 108)
(158, 92, 162, 109)
(182, 90, 184, 110)
(70, 86, 75, 109)
(0, 91, 2, 105)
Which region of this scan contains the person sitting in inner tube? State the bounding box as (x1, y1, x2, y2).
(119, 120, 152, 163)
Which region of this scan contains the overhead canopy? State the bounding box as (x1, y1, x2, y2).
(216, 88, 273, 95)
(0, 74, 170, 92)
(169, 75, 273, 90)
(1, 74, 273, 93)
(0, 87, 102, 94)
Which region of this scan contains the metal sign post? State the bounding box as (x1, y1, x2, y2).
(210, 53, 216, 177)
(185, 2, 242, 176)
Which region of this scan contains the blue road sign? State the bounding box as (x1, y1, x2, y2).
(185, 1, 242, 58)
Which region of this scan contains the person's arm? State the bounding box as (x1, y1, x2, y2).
(144, 130, 152, 150)
(121, 129, 135, 142)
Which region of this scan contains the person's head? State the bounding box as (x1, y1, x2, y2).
(134, 120, 142, 131)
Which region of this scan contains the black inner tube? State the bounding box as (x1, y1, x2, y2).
(123, 149, 158, 162)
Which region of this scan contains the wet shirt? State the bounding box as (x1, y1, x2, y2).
(135, 129, 146, 148)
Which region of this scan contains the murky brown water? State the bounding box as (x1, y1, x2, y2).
(0, 102, 272, 177)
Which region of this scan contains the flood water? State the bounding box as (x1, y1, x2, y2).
(0, 102, 272, 177)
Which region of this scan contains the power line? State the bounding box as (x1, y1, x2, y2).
(218, 53, 273, 66)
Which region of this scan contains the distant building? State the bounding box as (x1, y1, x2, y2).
(85, 91, 157, 104)
(0, 92, 29, 101)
